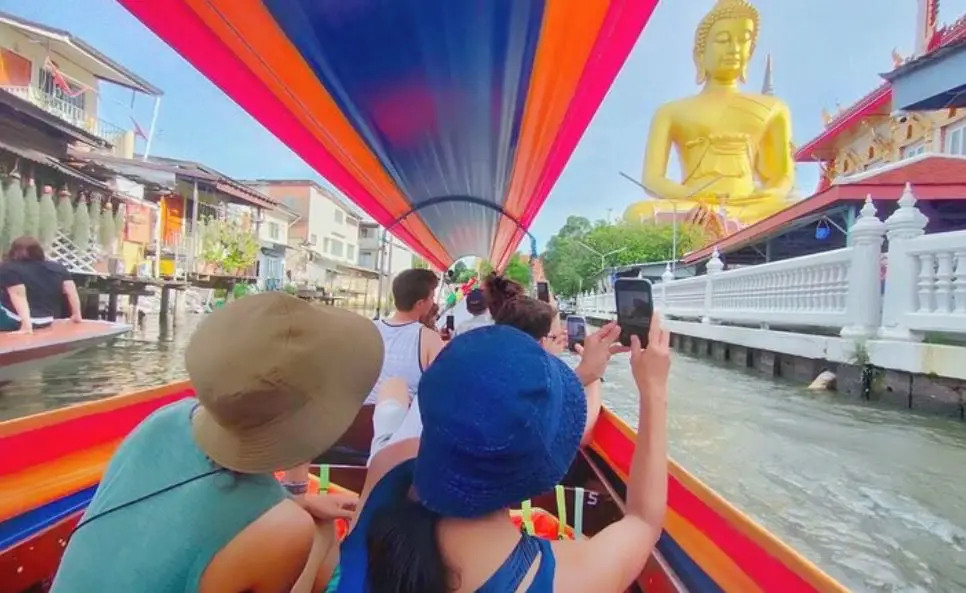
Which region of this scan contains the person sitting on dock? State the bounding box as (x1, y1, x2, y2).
(367, 269, 444, 462)
(51, 293, 384, 593)
(339, 318, 671, 593)
(453, 288, 491, 336)
(0, 236, 82, 334)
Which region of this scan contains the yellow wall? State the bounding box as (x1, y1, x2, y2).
(120, 241, 144, 276)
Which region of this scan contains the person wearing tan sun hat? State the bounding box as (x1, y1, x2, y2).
(51, 293, 383, 593)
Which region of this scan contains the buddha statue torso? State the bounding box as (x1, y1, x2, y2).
(628, 0, 795, 227)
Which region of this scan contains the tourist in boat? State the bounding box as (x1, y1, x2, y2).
(51, 293, 383, 593)
(339, 317, 669, 593)
(367, 269, 444, 463)
(484, 272, 567, 355)
(453, 288, 492, 336)
(0, 236, 82, 333)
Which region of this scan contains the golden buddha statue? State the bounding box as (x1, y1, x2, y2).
(625, 0, 795, 226)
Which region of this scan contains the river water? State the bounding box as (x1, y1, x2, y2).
(1, 313, 964, 593)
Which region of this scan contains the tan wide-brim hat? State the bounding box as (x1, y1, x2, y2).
(186, 293, 384, 474)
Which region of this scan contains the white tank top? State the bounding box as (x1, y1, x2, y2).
(365, 320, 424, 405)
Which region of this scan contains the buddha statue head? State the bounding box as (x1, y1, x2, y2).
(693, 0, 760, 85)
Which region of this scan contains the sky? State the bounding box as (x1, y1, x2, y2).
(7, 0, 966, 252)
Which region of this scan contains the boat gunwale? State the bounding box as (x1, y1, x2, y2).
(592, 408, 850, 593)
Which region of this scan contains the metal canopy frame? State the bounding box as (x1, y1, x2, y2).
(373, 195, 539, 319)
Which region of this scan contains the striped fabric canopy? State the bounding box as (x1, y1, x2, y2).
(119, 0, 659, 270)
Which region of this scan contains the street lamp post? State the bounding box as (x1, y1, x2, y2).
(575, 241, 626, 290)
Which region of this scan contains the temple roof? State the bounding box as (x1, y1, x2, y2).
(683, 154, 966, 264)
(795, 16, 966, 163)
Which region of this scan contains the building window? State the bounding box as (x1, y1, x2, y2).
(334, 210, 344, 224)
(902, 141, 926, 159)
(347, 245, 355, 261)
(330, 239, 344, 257)
(268, 222, 280, 240)
(323, 238, 331, 253)
(309, 233, 318, 246)
(944, 121, 966, 156)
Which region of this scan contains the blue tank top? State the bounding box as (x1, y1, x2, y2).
(337, 460, 555, 592)
(50, 399, 287, 593)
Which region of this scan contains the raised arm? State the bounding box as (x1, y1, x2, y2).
(573, 315, 670, 592)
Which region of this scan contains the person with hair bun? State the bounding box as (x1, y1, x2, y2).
(337, 315, 672, 593)
(483, 272, 565, 355)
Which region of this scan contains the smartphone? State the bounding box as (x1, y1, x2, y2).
(614, 278, 653, 348)
(445, 314, 455, 332)
(536, 281, 550, 303)
(565, 315, 587, 352)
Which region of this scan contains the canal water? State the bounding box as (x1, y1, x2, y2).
(1, 313, 964, 593)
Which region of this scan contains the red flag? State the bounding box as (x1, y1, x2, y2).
(130, 115, 147, 140)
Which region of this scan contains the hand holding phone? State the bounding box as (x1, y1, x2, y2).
(614, 278, 653, 348)
(445, 314, 455, 332)
(536, 281, 550, 303)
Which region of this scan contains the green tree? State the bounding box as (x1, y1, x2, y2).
(412, 256, 429, 269)
(542, 217, 706, 297)
(450, 260, 476, 283)
(200, 216, 260, 275)
(479, 252, 531, 286)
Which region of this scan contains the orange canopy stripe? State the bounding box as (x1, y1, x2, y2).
(178, 0, 451, 266)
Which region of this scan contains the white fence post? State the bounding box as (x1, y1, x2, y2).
(660, 263, 673, 310)
(879, 183, 928, 341)
(702, 248, 723, 324)
(840, 196, 886, 338)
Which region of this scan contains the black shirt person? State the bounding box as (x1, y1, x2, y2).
(0, 236, 83, 333)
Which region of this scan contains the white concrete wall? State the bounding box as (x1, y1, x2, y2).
(306, 186, 359, 264)
(259, 210, 291, 246)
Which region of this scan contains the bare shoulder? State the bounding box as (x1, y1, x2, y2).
(200, 499, 315, 593)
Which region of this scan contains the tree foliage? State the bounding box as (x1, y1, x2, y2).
(478, 252, 531, 287)
(200, 216, 260, 275)
(542, 215, 706, 297)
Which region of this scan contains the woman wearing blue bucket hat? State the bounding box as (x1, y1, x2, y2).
(335, 314, 671, 593)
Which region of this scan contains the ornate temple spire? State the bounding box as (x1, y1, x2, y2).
(761, 53, 774, 95)
(916, 0, 940, 55)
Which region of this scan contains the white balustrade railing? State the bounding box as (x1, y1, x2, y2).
(575, 183, 966, 341)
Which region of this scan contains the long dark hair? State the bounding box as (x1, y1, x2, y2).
(484, 273, 555, 340)
(366, 497, 455, 593)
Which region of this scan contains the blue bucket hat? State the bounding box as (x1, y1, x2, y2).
(414, 325, 586, 518)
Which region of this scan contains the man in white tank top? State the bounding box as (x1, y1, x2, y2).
(368, 269, 445, 462)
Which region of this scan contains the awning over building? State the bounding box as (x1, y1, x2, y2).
(883, 39, 966, 111)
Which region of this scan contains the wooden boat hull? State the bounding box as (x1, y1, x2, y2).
(0, 382, 848, 592)
(0, 322, 132, 385)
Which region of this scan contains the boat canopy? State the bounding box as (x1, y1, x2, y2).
(118, 0, 659, 270)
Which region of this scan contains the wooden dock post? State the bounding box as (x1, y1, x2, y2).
(159, 286, 171, 322)
(106, 292, 119, 322)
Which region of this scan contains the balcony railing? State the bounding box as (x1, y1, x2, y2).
(1, 85, 127, 146)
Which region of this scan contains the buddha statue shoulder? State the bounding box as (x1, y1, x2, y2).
(627, 0, 795, 225)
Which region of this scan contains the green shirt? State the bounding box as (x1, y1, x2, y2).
(51, 399, 286, 592)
